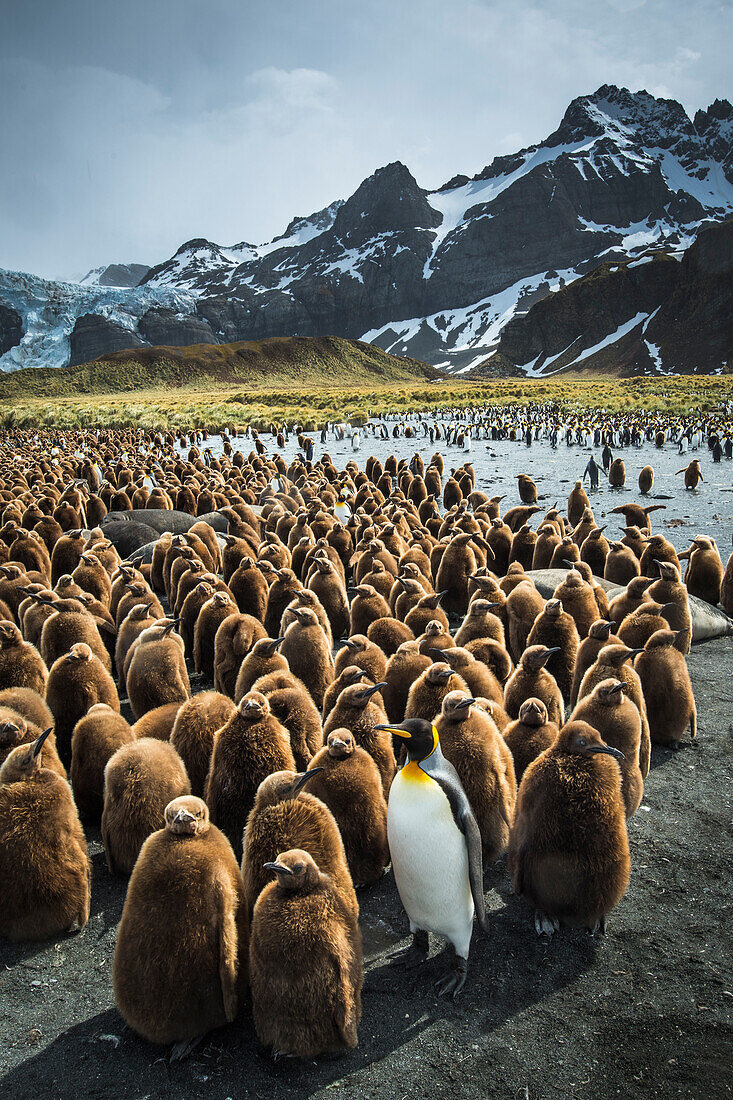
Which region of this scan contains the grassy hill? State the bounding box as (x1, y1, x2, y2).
(0, 335, 440, 399)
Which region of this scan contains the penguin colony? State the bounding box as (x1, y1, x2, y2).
(0, 408, 729, 1062)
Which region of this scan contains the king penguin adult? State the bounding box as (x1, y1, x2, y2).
(373, 718, 486, 997)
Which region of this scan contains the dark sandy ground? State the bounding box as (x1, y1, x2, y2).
(1, 424, 732, 1099)
(1, 635, 731, 1100)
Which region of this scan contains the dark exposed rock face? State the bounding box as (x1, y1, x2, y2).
(647, 219, 733, 371)
(492, 218, 733, 375)
(69, 314, 146, 367)
(497, 257, 679, 366)
(97, 264, 150, 288)
(0, 305, 23, 356)
(137, 308, 217, 347)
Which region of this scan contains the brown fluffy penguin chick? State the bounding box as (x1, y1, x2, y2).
(46, 643, 120, 769)
(323, 665, 375, 720)
(213, 612, 267, 698)
(571, 680, 643, 817)
(648, 562, 692, 653)
(432, 646, 504, 706)
(0, 686, 53, 732)
(508, 720, 630, 935)
(39, 595, 112, 673)
(568, 481, 591, 527)
(113, 796, 248, 1052)
(170, 692, 236, 798)
(634, 629, 697, 749)
(505, 580, 545, 663)
(504, 645, 564, 727)
(280, 607, 334, 711)
(608, 458, 626, 488)
(250, 849, 362, 1058)
(0, 622, 48, 695)
(102, 738, 190, 875)
(684, 536, 724, 606)
(639, 533, 680, 580)
(502, 698, 558, 785)
(465, 637, 514, 686)
(722, 536, 733, 617)
(241, 770, 357, 921)
(436, 692, 516, 861)
(194, 592, 239, 680)
(0, 710, 65, 779)
(282, 589, 334, 648)
(382, 641, 431, 724)
(126, 621, 190, 721)
(206, 692, 296, 861)
(131, 702, 181, 742)
(553, 571, 599, 639)
(255, 678, 323, 771)
(474, 695, 511, 734)
(405, 661, 470, 723)
(616, 602, 671, 650)
(307, 731, 390, 887)
(349, 584, 391, 636)
(435, 531, 477, 616)
(604, 541, 641, 585)
(570, 621, 621, 707)
(404, 591, 450, 635)
(323, 681, 394, 796)
(234, 636, 288, 702)
(334, 634, 387, 685)
(577, 644, 650, 777)
(677, 458, 703, 490)
(607, 576, 654, 626)
(0, 728, 90, 940)
(454, 599, 505, 649)
(416, 618, 455, 657)
(70, 704, 134, 822)
(526, 598, 579, 701)
(367, 615, 414, 657)
(115, 604, 159, 688)
(308, 559, 350, 641)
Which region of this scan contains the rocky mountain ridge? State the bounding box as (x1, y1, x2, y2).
(1, 84, 732, 376)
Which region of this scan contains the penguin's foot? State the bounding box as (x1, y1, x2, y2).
(534, 911, 560, 937)
(170, 1036, 203, 1062)
(435, 955, 468, 999)
(388, 930, 429, 969)
(590, 916, 607, 936)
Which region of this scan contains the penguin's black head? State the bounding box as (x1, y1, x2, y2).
(374, 719, 438, 762)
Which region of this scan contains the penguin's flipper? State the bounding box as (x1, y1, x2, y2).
(216, 880, 239, 1023)
(461, 807, 487, 933)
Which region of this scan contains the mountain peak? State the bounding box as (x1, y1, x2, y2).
(547, 85, 690, 147)
(332, 161, 442, 241)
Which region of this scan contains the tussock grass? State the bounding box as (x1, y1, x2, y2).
(1, 373, 730, 432)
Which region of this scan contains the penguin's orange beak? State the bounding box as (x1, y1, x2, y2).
(375, 725, 409, 739)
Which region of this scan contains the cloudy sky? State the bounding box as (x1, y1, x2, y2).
(1, 0, 730, 279)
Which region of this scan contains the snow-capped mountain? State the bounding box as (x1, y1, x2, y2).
(2, 85, 732, 375)
(79, 263, 150, 288)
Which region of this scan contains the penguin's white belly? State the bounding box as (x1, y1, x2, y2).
(388, 768, 474, 956)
